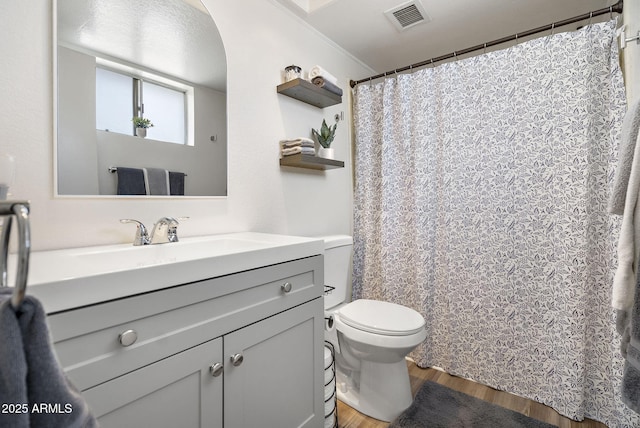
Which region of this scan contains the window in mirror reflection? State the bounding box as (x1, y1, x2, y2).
(95, 66, 191, 146)
(143, 81, 186, 144)
(96, 68, 133, 135)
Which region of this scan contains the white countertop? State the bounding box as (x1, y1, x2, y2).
(8, 232, 323, 314)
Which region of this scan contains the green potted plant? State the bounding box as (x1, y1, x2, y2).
(132, 116, 153, 138)
(312, 118, 338, 159)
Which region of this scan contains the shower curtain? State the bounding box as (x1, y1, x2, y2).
(352, 20, 640, 427)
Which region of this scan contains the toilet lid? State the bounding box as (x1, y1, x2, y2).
(338, 299, 425, 336)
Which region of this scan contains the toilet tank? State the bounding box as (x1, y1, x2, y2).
(321, 235, 353, 310)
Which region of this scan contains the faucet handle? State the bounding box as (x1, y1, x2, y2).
(168, 217, 189, 243)
(120, 219, 150, 246)
(150, 217, 180, 244)
(167, 218, 180, 243)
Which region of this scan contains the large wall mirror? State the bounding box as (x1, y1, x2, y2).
(55, 0, 227, 197)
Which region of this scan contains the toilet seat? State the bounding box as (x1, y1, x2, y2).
(333, 313, 427, 351)
(338, 299, 425, 336)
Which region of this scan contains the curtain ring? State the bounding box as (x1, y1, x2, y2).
(588, 11, 593, 26)
(609, 6, 613, 20)
(483, 43, 487, 54)
(430, 58, 435, 68)
(551, 22, 555, 35)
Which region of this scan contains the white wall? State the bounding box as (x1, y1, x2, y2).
(192, 85, 227, 196)
(57, 46, 99, 195)
(623, 0, 640, 106)
(0, 0, 372, 251)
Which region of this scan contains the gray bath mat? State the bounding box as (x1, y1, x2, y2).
(389, 381, 557, 428)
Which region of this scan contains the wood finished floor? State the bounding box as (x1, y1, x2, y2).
(336, 360, 609, 428)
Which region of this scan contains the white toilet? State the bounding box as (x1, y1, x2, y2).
(322, 235, 426, 422)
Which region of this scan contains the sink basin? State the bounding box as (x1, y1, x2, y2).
(10, 232, 324, 313)
(73, 236, 271, 269)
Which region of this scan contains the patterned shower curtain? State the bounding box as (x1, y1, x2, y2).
(352, 20, 640, 426)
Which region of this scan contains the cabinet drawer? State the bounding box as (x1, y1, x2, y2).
(48, 255, 323, 390)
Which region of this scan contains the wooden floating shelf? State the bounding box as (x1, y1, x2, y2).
(279, 154, 344, 170)
(276, 78, 342, 108)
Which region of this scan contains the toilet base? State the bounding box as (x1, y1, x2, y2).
(336, 358, 413, 422)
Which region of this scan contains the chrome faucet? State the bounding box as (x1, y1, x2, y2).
(120, 219, 151, 246)
(150, 217, 180, 244)
(121, 217, 182, 246)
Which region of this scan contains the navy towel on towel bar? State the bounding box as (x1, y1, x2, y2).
(169, 171, 186, 196)
(116, 167, 146, 195)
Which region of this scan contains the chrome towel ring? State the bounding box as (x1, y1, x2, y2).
(0, 201, 31, 310)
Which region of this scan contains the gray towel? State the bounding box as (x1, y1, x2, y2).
(0, 289, 97, 427)
(169, 171, 186, 196)
(622, 310, 640, 414)
(623, 345, 640, 415)
(621, 250, 640, 415)
(609, 99, 640, 214)
(116, 167, 146, 195)
(143, 168, 170, 195)
(311, 76, 343, 97)
(618, 308, 631, 357)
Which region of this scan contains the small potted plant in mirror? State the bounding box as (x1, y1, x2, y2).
(312, 118, 338, 159)
(132, 117, 154, 138)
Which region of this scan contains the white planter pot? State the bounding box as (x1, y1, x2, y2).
(317, 147, 335, 160)
(136, 128, 147, 138)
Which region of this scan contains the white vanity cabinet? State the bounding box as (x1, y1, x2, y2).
(46, 255, 324, 428)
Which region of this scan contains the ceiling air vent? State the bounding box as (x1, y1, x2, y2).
(384, 0, 431, 32)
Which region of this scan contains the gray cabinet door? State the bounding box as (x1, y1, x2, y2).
(82, 337, 223, 428)
(224, 299, 324, 428)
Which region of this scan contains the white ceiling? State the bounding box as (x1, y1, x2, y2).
(275, 0, 618, 75)
(57, 0, 226, 92)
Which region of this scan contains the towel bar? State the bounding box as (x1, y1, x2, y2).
(0, 201, 31, 310)
(109, 167, 187, 176)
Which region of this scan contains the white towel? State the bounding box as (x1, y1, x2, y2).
(282, 146, 315, 156)
(610, 99, 640, 214)
(281, 137, 314, 144)
(613, 131, 640, 310)
(308, 65, 339, 87)
(280, 138, 315, 149)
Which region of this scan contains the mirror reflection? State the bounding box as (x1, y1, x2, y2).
(56, 0, 227, 197)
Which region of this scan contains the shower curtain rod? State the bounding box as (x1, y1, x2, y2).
(349, 0, 623, 88)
